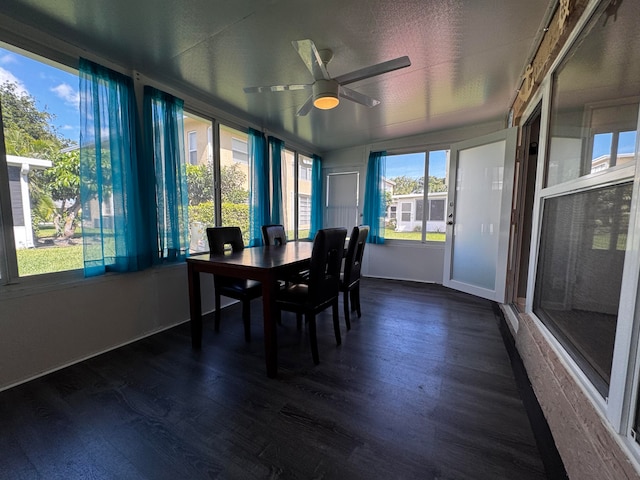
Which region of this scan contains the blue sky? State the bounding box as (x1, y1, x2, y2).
(0, 46, 80, 143)
(386, 151, 447, 180)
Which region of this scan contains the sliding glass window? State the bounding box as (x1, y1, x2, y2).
(280, 149, 314, 241)
(0, 43, 81, 280)
(184, 111, 214, 253)
(219, 124, 250, 242)
(384, 150, 449, 242)
(534, 0, 639, 398)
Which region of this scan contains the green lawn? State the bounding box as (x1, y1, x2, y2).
(16, 244, 83, 276)
(384, 228, 445, 242)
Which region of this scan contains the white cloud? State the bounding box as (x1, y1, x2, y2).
(0, 54, 17, 65)
(51, 82, 80, 108)
(61, 124, 76, 131)
(0, 67, 29, 95)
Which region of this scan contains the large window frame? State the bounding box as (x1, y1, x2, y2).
(384, 148, 449, 243)
(0, 42, 83, 287)
(525, 0, 640, 459)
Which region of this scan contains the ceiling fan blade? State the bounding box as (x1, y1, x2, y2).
(339, 86, 380, 108)
(296, 95, 314, 116)
(244, 84, 310, 93)
(292, 39, 330, 81)
(334, 56, 411, 86)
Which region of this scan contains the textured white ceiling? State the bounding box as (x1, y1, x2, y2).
(0, 0, 554, 152)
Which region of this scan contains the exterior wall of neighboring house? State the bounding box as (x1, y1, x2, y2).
(6, 155, 52, 249)
(387, 192, 447, 233)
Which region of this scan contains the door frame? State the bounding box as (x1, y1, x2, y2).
(443, 127, 518, 303)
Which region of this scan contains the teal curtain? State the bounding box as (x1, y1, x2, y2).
(79, 58, 149, 277)
(269, 136, 284, 225)
(248, 128, 270, 246)
(143, 86, 189, 262)
(363, 150, 386, 244)
(309, 154, 322, 239)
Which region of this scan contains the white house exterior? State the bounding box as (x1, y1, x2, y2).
(6, 155, 52, 249)
(387, 191, 447, 233)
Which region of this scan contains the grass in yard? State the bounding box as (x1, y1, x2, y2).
(384, 228, 445, 242)
(16, 244, 83, 276)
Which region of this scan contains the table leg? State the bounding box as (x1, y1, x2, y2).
(262, 279, 278, 378)
(188, 263, 202, 348)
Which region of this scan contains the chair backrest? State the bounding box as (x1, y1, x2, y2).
(343, 225, 369, 286)
(262, 224, 287, 246)
(206, 226, 245, 255)
(308, 227, 347, 301)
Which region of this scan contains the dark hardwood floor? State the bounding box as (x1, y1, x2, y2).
(0, 278, 550, 479)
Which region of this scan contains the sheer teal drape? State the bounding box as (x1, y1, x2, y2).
(79, 58, 148, 277)
(363, 150, 386, 244)
(248, 128, 270, 246)
(269, 136, 284, 225)
(309, 154, 322, 239)
(143, 86, 189, 262)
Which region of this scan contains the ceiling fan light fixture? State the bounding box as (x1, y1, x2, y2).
(312, 79, 340, 110)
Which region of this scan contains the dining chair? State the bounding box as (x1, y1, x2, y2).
(261, 224, 287, 246)
(262, 224, 310, 287)
(206, 226, 262, 342)
(275, 227, 347, 365)
(340, 225, 369, 330)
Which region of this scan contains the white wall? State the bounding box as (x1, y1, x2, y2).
(321, 120, 505, 284)
(0, 265, 217, 391)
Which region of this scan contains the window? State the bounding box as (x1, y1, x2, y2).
(184, 112, 214, 253)
(187, 131, 198, 165)
(536, 0, 639, 407)
(0, 44, 82, 280)
(297, 155, 314, 239)
(231, 137, 248, 164)
(385, 150, 449, 241)
(400, 203, 411, 222)
(219, 124, 249, 240)
(280, 150, 315, 240)
(534, 183, 632, 396)
(299, 161, 311, 180)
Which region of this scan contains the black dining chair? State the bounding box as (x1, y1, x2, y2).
(275, 227, 347, 365)
(206, 226, 262, 342)
(340, 225, 369, 330)
(262, 224, 310, 287)
(261, 224, 287, 246)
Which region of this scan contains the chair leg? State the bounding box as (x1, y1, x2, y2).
(354, 284, 362, 318)
(342, 290, 351, 330)
(308, 313, 319, 365)
(332, 299, 342, 346)
(242, 300, 251, 343)
(214, 292, 221, 332)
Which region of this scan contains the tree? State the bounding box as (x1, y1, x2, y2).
(428, 175, 447, 192)
(391, 175, 423, 195)
(0, 81, 62, 147)
(1, 80, 79, 239)
(185, 162, 213, 205)
(220, 163, 248, 204)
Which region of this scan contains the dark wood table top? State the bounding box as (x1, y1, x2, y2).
(187, 241, 314, 273)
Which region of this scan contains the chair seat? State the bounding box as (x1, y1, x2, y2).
(216, 278, 262, 296)
(276, 284, 333, 310)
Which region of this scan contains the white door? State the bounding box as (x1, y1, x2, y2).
(443, 128, 517, 303)
(326, 172, 359, 231)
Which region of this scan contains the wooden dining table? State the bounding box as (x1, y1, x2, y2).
(186, 241, 314, 378)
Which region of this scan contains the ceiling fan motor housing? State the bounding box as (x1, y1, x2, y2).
(312, 79, 340, 109)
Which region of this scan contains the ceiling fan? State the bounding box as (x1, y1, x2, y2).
(243, 39, 411, 116)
